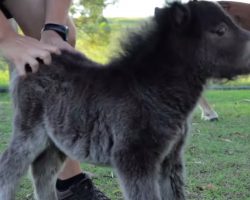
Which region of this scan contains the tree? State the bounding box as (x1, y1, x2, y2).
(71, 0, 118, 20)
(71, 0, 118, 48)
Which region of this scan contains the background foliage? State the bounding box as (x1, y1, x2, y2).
(1, 0, 250, 87)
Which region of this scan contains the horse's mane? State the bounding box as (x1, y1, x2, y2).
(51, 1, 199, 73)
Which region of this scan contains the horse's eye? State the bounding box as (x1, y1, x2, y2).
(212, 23, 228, 36)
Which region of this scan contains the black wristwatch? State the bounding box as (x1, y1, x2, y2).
(42, 23, 69, 41)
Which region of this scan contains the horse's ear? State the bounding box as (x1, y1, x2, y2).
(154, 7, 163, 22)
(171, 2, 190, 29)
(155, 7, 161, 16)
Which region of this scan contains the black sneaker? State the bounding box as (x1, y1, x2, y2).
(57, 175, 110, 200)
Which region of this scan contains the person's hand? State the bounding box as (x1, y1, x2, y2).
(219, 1, 250, 30)
(0, 32, 60, 77)
(40, 30, 74, 51)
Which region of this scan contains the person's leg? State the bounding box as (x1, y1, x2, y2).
(199, 96, 219, 121)
(3, 1, 109, 199)
(4, 0, 82, 180)
(3, 0, 76, 46)
(58, 158, 82, 180)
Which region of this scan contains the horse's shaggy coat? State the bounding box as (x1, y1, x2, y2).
(1, 1, 250, 200)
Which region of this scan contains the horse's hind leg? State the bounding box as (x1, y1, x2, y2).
(0, 126, 48, 200)
(31, 144, 66, 200)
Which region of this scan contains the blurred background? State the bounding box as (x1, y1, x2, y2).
(0, 0, 250, 90)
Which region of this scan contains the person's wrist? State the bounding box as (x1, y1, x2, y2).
(0, 29, 18, 43)
(41, 29, 63, 40)
(41, 23, 69, 41)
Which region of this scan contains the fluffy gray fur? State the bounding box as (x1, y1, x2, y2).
(1, 1, 250, 200)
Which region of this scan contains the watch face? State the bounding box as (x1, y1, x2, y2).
(65, 26, 69, 35)
(61, 25, 69, 41)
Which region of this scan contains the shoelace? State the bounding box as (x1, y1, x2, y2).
(70, 179, 94, 200)
(93, 186, 111, 200)
(61, 177, 111, 200)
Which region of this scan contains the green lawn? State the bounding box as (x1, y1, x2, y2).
(0, 90, 250, 199)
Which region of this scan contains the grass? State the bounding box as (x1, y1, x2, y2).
(0, 90, 250, 199)
(0, 59, 9, 88)
(186, 91, 250, 200)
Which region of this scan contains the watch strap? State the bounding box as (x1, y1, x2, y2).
(42, 23, 69, 41)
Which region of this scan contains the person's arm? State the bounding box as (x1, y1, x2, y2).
(0, 11, 13, 40)
(219, 1, 250, 30)
(0, 11, 60, 76)
(40, 0, 74, 50)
